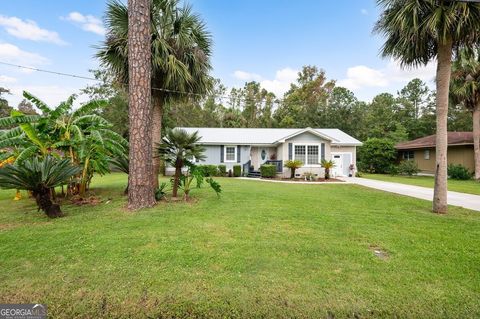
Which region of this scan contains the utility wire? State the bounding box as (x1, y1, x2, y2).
(0, 61, 284, 105)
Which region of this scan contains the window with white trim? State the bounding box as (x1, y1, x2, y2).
(307, 145, 319, 165)
(294, 144, 320, 165)
(224, 146, 236, 162)
(294, 145, 306, 164)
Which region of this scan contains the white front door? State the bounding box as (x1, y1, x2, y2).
(332, 154, 344, 176)
(332, 153, 352, 176)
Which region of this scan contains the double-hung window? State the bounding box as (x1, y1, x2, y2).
(224, 146, 237, 162)
(403, 151, 414, 160)
(294, 144, 320, 165)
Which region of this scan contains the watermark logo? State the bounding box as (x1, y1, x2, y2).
(0, 304, 47, 319)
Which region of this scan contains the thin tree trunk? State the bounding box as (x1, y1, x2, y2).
(473, 103, 480, 180)
(127, 0, 156, 210)
(152, 93, 163, 189)
(433, 38, 452, 214)
(172, 164, 181, 198)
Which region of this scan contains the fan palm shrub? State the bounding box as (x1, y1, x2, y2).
(98, 0, 213, 188)
(0, 156, 81, 218)
(321, 159, 335, 179)
(158, 128, 205, 197)
(284, 160, 303, 179)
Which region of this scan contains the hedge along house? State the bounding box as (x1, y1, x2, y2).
(169, 127, 362, 178)
(395, 132, 475, 175)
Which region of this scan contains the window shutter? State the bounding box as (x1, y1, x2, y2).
(237, 145, 241, 163)
(288, 143, 292, 160)
(321, 143, 325, 161)
(220, 145, 224, 163)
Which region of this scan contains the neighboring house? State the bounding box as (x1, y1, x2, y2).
(396, 132, 475, 174)
(168, 127, 362, 178)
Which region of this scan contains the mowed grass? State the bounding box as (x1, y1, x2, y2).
(1, 174, 480, 318)
(362, 173, 480, 195)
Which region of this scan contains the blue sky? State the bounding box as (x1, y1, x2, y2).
(0, 0, 435, 107)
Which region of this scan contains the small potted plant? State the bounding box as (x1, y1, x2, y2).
(349, 164, 355, 177)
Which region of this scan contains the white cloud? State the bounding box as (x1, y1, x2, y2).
(360, 9, 368, 15)
(0, 75, 17, 84)
(338, 59, 436, 91)
(232, 67, 298, 97)
(260, 68, 298, 97)
(0, 43, 49, 68)
(63, 12, 105, 36)
(233, 70, 262, 81)
(6, 84, 90, 108)
(0, 15, 66, 45)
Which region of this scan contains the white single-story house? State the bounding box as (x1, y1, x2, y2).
(168, 127, 362, 178)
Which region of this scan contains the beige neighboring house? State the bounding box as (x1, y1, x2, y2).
(171, 127, 362, 178)
(395, 132, 475, 174)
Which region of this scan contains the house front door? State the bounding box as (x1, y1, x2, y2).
(332, 153, 352, 176)
(258, 148, 269, 168)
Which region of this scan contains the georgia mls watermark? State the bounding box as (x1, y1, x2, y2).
(0, 304, 47, 319)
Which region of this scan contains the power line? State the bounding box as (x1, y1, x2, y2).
(0, 61, 284, 105)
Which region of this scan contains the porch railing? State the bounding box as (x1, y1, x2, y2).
(265, 160, 283, 173)
(242, 160, 252, 175)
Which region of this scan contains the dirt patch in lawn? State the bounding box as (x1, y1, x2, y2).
(370, 245, 390, 260)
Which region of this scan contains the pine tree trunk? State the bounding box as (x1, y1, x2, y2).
(433, 38, 452, 214)
(473, 103, 480, 180)
(152, 93, 163, 189)
(127, 0, 156, 210)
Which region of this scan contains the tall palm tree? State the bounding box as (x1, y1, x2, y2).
(451, 48, 480, 180)
(158, 128, 205, 198)
(375, 0, 480, 213)
(125, 0, 156, 209)
(97, 0, 212, 189)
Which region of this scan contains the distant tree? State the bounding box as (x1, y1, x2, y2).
(0, 87, 12, 118)
(17, 99, 37, 115)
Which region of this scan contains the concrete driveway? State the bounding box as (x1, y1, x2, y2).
(348, 177, 480, 212)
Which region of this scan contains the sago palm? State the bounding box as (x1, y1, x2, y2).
(450, 48, 480, 180)
(0, 156, 81, 218)
(158, 128, 205, 197)
(374, 0, 480, 213)
(97, 0, 213, 188)
(321, 159, 335, 180)
(284, 160, 303, 179)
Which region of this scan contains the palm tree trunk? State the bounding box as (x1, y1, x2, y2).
(473, 103, 480, 180)
(127, 0, 156, 210)
(433, 38, 452, 214)
(172, 164, 181, 198)
(152, 93, 163, 189)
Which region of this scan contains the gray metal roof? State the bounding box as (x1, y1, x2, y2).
(177, 127, 362, 146)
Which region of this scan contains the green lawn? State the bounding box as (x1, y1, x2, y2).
(1, 174, 479, 318)
(361, 173, 480, 195)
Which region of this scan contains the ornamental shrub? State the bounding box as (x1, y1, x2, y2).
(197, 164, 218, 177)
(233, 165, 241, 177)
(217, 165, 227, 176)
(358, 138, 397, 173)
(397, 160, 419, 176)
(448, 164, 472, 180)
(260, 164, 276, 178)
